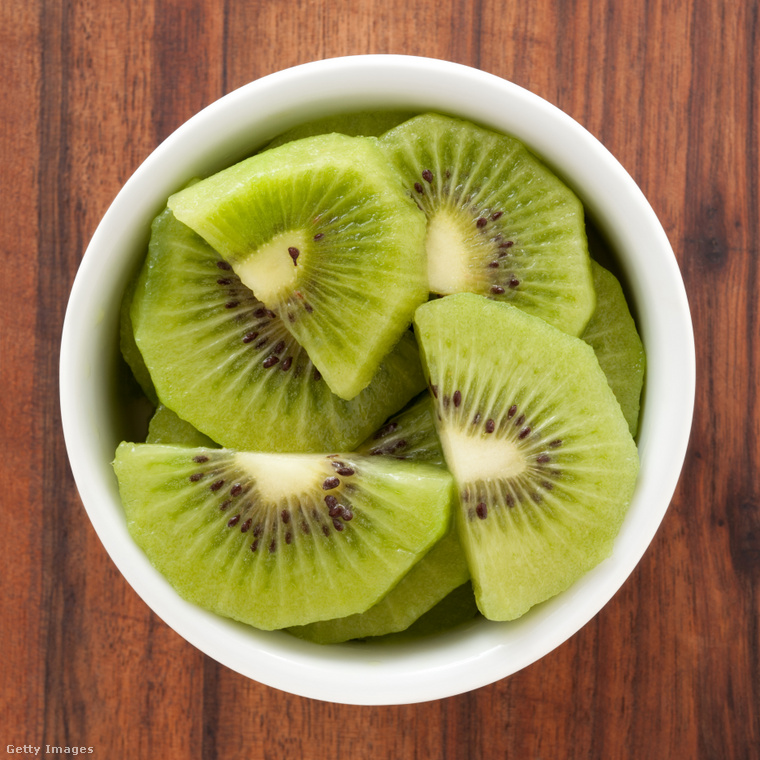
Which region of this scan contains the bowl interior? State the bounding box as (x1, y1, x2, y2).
(60, 55, 695, 705)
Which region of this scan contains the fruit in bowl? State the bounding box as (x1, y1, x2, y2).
(60, 56, 694, 705)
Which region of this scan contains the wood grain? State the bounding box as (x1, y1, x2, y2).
(1, 0, 757, 757)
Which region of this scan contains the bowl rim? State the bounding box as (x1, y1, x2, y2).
(60, 53, 696, 705)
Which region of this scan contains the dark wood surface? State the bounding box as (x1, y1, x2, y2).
(2, 0, 757, 757)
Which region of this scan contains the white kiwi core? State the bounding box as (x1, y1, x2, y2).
(438, 426, 527, 483)
(425, 209, 477, 294)
(236, 452, 327, 502)
(234, 230, 309, 306)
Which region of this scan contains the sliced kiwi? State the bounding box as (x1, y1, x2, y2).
(113, 443, 454, 630)
(263, 109, 418, 150)
(287, 522, 469, 644)
(381, 581, 479, 641)
(146, 404, 218, 448)
(414, 293, 640, 621)
(120, 274, 158, 405)
(355, 392, 445, 467)
(380, 113, 596, 336)
(131, 208, 425, 453)
(168, 133, 429, 400)
(582, 261, 646, 436)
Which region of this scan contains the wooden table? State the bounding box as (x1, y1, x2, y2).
(2, 0, 757, 757)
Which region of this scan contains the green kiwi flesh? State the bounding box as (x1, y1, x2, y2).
(131, 208, 426, 453)
(381, 581, 479, 641)
(413, 293, 640, 621)
(380, 113, 596, 336)
(112, 111, 646, 643)
(120, 274, 158, 405)
(355, 392, 445, 466)
(287, 522, 469, 643)
(113, 444, 454, 630)
(582, 261, 646, 436)
(147, 404, 218, 448)
(168, 133, 429, 400)
(263, 109, 418, 150)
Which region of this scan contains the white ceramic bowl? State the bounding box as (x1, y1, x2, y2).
(60, 55, 695, 705)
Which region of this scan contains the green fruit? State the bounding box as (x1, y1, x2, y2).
(288, 523, 469, 643)
(113, 443, 454, 630)
(414, 293, 640, 621)
(119, 274, 158, 405)
(383, 582, 479, 641)
(355, 392, 445, 467)
(131, 208, 425, 453)
(582, 261, 646, 436)
(380, 113, 596, 336)
(168, 133, 428, 400)
(146, 404, 218, 448)
(263, 109, 417, 150)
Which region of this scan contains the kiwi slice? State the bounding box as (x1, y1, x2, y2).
(382, 581, 479, 641)
(168, 133, 428, 400)
(131, 208, 425, 453)
(287, 522, 469, 644)
(414, 293, 640, 621)
(582, 261, 646, 436)
(263, 109, 418, 150)
(380, 113, 596, 336)
(119, 274, 158, 405)
(146, 404, 218, 448)
(113, 443, 454, 630)
(355, 392, 445, 466)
